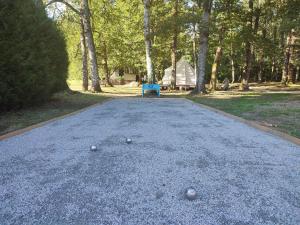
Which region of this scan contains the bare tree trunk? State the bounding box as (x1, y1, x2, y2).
(193, 24, 198, 76)
(243, 39, 252, 89)
(258, 53, 264, 83)
(103, 41, 113, 87)
(288, 64, 295, 84)
(210, 46, 222, 91)
(143, 0, 154, 83)
(195, 0, 212, 94)
(230, 43, 235, 83)
(271, 58, 276, 81)
(170, 0, 179, 90)
(240, 0, 253, 91)
(240, 44, 251, 90)
(287, 31, 296, 84)
(296, 66, 299, 82)
(282, 32, 292, 85)
(210, 27, 224, 91)
(231, 59, 235, 83)
(258, 16, 265, 83)
(80, 19, 88, 91)
(81, 0, 101, 92)
(270, 25, 277, 82)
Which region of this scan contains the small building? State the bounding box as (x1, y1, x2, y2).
(110, 70, 138, 85)
(162, 58, 196, 88)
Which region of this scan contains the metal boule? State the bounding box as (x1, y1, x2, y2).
(185, 187, 197, 200)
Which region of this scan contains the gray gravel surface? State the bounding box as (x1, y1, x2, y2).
(1, 98, 300, 225)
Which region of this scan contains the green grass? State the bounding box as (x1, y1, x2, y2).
(0, 91, 109, 136)
(188, 93, 300, 138)
(68, 80, 142, 96)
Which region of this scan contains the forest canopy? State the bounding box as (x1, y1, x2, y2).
(53, 0, 299, 92)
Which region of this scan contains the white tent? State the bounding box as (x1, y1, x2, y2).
(162, 58, 196, 87)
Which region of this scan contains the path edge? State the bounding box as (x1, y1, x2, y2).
(0, 98, 113, 141)
(184, 98, 300, 146)
(1, 97, 299, 146)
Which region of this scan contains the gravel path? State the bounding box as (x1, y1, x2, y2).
(1, 98, 299, 225)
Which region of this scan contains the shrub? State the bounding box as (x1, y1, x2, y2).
(0, 0, 68, 110)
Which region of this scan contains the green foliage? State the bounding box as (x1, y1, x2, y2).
(59, 0, 300, 84)
(0, 0, 68, 110)
(59, 16, 81, 80)
(92, 0, 145, 75)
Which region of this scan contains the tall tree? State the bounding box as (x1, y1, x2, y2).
(102, 40, 113, 87)
(170, 0, 179, 89)
(89, 0, 116, 87)
(240, 0, 253, 91)
(46, 0, 101, 92)
(257, 16, 266, 83)
(279, 0, 300, 85)
(81, 0, 101, 92)
(194, 0, 213, 94)
(80, 18, 88, 91)
(210, 26, 224, 91)
(143, 0, 155, 83)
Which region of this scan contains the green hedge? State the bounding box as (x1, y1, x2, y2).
(0, 0, 68, 110)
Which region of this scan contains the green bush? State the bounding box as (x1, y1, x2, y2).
(0, 0, 68, 110)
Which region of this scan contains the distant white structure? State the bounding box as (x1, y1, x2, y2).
(162, 58, 196, 87)
(110, 70, 137, 85)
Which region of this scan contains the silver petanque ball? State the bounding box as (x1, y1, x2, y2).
(185, 187, 197, 200)
(90, 145, 97, 151)
(125, 138, 132, 144)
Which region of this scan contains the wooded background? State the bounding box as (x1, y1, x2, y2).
(52, 0, 299, 92)
(0, 0, 299, 110)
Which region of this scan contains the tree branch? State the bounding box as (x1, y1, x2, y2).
(46, 0, 81, 15)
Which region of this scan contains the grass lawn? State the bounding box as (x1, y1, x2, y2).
(68, 80, 141, 96)
(188, 92, 300, 138)
(0, 91, 109, 136)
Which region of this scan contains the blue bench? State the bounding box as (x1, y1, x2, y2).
(142, 84, 160, 97)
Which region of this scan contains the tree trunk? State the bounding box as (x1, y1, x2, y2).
(210, 27, 224, 91)
(242, 40, 252, 90)
(288, 64, 295, 84)
(143, 0, 154, 84)
(270, 25, 277, 82)
(258, 50, 264, 83)
(271, 58, 276, 81)
(240, 47, 251, 90)
(296, 66, 299, 82)
(80, 19, 88, 91)
(231, 58, 235, 83)
(193, 24, 198, 76)
(230, 43, 235, 83)
(81, 0, 101, 92)
(103, 41, 113, 87)
(195, 0, 212, 94)
(210, 46, 222, 91)
(282, 32, 292, 85)
(287, 32, 296, 84)
(239, 0, 253, 91)
(257, 15, 265, 83)
(170, 0, 179, 90)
